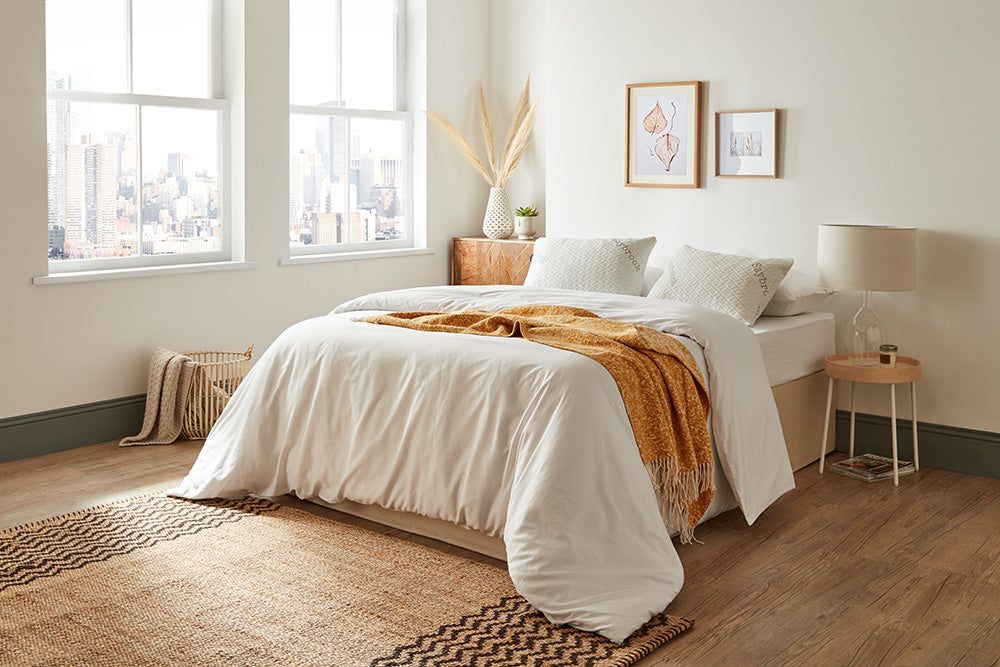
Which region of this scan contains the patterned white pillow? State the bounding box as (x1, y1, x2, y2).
(523, 237, 656, 296)
(648, 245, 793, 324)
(761, 269, 836, 316)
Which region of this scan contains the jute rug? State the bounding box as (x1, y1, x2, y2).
(0, 495, 692, 666)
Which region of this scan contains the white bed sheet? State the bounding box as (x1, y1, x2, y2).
(752, 311, 836, 387)
(171, 286, 794, 643)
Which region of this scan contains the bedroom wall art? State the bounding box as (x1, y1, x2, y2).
(626, 81, 702, 189)
(714, 109, 778, 178)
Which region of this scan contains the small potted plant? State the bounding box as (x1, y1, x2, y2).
(514, 204, 538, 239)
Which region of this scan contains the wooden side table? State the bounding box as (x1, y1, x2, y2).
(819, 354, 922, 485)
(451, 236, 535, 286)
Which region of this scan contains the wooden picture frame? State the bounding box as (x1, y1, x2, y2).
(715, 109, 778, 178)
(626, 81, 701, 188)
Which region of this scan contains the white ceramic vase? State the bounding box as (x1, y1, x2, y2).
(482, 187, 514, 239)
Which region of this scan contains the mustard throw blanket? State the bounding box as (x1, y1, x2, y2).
(366, 305, 713, 543)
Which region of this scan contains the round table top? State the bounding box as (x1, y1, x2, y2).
(825, 354, 922, 384)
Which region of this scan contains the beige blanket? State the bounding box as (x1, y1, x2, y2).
(119, 348, 195, 447)
(366, 304, 713, 543)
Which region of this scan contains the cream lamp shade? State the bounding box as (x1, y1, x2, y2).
(817, 223, 917, 367)
(817, 224, 917, 292)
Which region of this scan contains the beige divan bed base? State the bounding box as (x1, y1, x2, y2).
(310, 371, 835, 561)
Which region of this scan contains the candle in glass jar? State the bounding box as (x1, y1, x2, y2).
(879, 344, 898, 367)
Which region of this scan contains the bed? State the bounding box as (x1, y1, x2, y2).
(753, 311, 837, 470)
(171, 280, 833, 643)
(319, 309, 836, 558)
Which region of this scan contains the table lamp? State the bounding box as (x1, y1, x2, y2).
(817, 224, 917, 366)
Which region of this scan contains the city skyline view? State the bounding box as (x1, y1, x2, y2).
(46, 88, 223, 261)
(289, 113, 406, 247)
(288, 0, 406, 248)
(45, 0, 222, 263)
(46, 0, 407, 262)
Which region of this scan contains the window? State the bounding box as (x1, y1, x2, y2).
(45, 0, 228, 272)
(289, 0, 410, 254)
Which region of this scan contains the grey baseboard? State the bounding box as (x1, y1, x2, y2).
(0, 395, 146, 464)
(4, 398, 998, 480)
(834, 410, 1000, 479)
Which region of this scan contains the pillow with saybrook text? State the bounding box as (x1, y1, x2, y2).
(648, 245, 793, 325)
(523, 237, 656, 296)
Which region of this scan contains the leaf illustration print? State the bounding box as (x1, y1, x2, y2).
(655, 132, 680, 171)
(643, 101, 668, 134)
(645, 101, 678, 171)
(643, 101, 667, 160)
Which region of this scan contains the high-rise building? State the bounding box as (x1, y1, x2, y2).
(190, 178, 212, 215)
(64, 143, 85, 246)
(47, 225, 65, 259)
(174, 195, 193, 224)
(46, 75, 69, 255)
(299, 148, 324, 210)
(314, 212, 340, 245)
(84, 143, 119, 250)
(104, 131, 126, 175)
(65, 71, 93, 144)
(63, 140, 120, 255)
(289, 152, 305, 227)
(167, 153, 188, 180)
(316, 101, 346, 179)
(161, 175, 180, 209)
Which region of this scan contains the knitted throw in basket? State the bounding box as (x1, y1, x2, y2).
(181, 347, 253, 439)
(120, 346, 252, 445)
(120, 348, 195, 447)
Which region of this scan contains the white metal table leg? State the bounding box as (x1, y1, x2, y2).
(890, 383, 899, 486)
(849, 381, 856, 458)
(911, 382, 919, 471)
(820, 376, 834, 473)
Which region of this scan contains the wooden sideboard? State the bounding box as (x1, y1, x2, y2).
(450, 237, 535, 286)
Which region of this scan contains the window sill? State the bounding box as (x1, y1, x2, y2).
(278, 247, 435, 266)
(33, 260, 257, 285)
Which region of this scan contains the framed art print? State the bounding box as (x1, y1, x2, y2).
(715, 109, 778, 177)
(626, 81, 701, 188)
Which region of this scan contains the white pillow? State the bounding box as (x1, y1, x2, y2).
(762, 269, 836, 316)
(524, 236, 656, 296)
(648, 245, 793, 325)
(641, 264, 665, 296)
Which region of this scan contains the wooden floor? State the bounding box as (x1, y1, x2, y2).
(2, 440, 999, 666)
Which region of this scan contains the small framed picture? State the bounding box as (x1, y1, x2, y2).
(715, 109, 778, 178)
(626, 81, 701, 188)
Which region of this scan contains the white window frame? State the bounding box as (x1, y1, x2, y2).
(45, 0, 231, 274)
(289, 0, 412, 256)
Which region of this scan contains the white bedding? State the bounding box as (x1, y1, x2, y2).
(171, 285, 793, 643)
(752, 312, 836, 387)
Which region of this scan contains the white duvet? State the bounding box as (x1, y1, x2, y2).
(171, 285, 793, 643)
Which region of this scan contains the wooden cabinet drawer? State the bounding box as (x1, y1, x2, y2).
(450, 237, 535, 286)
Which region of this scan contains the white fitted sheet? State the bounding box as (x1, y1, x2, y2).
(752, 311, 836, 387)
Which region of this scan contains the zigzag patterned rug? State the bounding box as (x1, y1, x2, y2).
(0, 495, 692, 666)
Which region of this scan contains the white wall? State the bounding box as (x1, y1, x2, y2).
(0, 0, 491, 423)
(488, 0, 546, 234)
(7, 0, 999, 439)
(490, 0, 1000, 433)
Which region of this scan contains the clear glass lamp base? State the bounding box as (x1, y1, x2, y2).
(848, 291, 886, 367)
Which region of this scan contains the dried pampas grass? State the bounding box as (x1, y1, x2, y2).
(426, 76, 538, 188)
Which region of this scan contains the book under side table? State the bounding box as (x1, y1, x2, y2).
(819, 353, 922, 486)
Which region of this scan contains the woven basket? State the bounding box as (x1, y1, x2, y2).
(181, 345, 253, 439)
